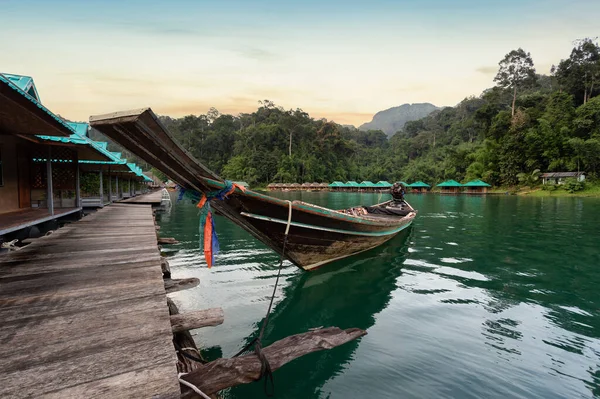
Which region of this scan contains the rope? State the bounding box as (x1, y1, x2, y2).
(178, 373, 211, 399)
(1, 239, 21, 252)
(174, 341, 208, 364)
(233, 200, 293, 396)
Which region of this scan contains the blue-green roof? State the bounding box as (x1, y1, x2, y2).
(359, 181, 376, 187)
(345, 181, 360, 187)
(329, 181, 346, 187)
(437, 180, 463, 187)
(408, 181, 431, 188)
(463, 179, 491, 187)
(2, 73, 40, 101)
(0, 73, 75, 136)
(376, 181, 393, 187)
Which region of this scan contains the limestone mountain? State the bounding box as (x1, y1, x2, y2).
(359, 103, 439, 136)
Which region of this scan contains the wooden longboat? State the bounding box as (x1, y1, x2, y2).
(90, 108, 416, 271)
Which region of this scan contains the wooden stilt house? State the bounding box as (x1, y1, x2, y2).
(0, 73, 112, 236)
(436, 180, 463, 194)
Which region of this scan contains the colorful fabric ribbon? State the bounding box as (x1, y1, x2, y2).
(177, 181, 246, 268)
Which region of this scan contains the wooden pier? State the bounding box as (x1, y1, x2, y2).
(0, 203, 180, 398)
(120, 190, 164, 205)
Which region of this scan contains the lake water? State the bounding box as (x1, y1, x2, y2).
(156, 192, 600, 398)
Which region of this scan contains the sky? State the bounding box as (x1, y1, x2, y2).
(1, 0, 599, 126)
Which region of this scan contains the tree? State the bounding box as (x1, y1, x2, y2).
(494, 48, 537, 116)
(554, 38, 600, 104)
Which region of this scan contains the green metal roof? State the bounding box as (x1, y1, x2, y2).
(1, 73, 75, 136)
(376, 181, 393, 187)
(436, 179, 463, 187)
(408, 181, 431, 188)
(2, 73, 40, 101)
(329, 181, 346, 187)
(463, 179, 491, 187)
(359, 181, 376, 187)
(345, 181, 360, 187)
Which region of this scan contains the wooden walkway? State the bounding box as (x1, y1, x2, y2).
(120, 190, 164, 205)
(0, 204, 180, 398)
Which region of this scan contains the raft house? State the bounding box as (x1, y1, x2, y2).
(0, 73, 150, 239)
(436, 179, 463, 194)
(407, 181, 431, 193)
(462, 179, 492, 194)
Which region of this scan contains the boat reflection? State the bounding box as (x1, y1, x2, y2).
(226, 227, 413, 398)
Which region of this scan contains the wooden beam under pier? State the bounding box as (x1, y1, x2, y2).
(164, 278, 200, 294)
(170, 308, 224, 333)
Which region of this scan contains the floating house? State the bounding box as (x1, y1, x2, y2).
(345, 181, 360, 191)
(0, 73, 151, 237)
(407, 181, 431, 193)
(301, 182, 312, 190)
(329, 181, 346, 191)
(359, 181, 375, 191)
(290, 183, 301, 190)
(0, 73, 108, 236)
(436, 179, 463, 194)
(463, 179, 491, 194)
(541, 172, 585, 185)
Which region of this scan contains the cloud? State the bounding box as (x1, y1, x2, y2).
(475, 66, 498, 75)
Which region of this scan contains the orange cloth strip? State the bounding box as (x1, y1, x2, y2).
(204, 213, 213, 268)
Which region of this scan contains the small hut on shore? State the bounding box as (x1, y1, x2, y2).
(267, 183, 276, 191)
(319, 183, 329, 191)
(301, 182, 311, 191)
(436, 180, 463, 194)
(407, 181, 431, 193)
(290, 183, 302, 191)
(463, 179, 491, 194)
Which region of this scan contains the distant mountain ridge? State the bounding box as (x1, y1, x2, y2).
(359, 103, 439, 136)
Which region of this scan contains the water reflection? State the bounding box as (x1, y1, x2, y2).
(227, 229, 413, 398)
(159, 192, 600, 398)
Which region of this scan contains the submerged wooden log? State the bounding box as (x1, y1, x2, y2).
(181, 327, 366, 396)
(170, 308, 224, 333)
(164, 278, 199, 294)
(157, 237, 179, 245)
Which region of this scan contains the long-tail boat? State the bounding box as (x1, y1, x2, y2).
(90, 108, 416, 271)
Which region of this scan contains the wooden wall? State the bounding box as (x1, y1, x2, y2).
(0, 135, 20, 214)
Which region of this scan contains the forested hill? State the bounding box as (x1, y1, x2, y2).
(359, 103, 439, 136)
(100, 39, 600, 187)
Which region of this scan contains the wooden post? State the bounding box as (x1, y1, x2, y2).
(46, 147, 54, 216)
(99, 166, 103, 206)
(75, 155, 81, 208)
(116, 175, 119, 199)
(108, 166, 112, 203)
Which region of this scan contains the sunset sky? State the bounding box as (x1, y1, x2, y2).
(2, 0, 599, 126)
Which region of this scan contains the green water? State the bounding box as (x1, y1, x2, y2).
(156, 192, 600, 398)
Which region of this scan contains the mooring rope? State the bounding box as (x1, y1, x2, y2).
(233, 200, 293, 396)
(173, 341, 207, 364)
(178, 373, 211, 399)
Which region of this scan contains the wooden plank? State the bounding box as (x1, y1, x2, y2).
(0, 203, 180, 398)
